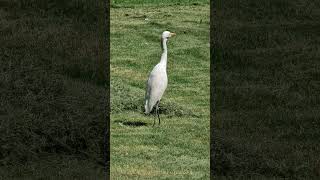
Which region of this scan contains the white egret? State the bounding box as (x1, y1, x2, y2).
(144, 31, 176, 126)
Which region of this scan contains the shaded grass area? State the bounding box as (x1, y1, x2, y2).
(0, 0, 106, 178)
(213, 0, 320, 178)
(111, 3, 210, 179)
(0, 155, 104, 179)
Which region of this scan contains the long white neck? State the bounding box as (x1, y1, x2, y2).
(160, 38, 168, 66)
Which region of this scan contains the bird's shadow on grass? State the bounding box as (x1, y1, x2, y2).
(114, 120, 147, 127)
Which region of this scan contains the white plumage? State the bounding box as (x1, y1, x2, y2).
(144, 31, 176, 126)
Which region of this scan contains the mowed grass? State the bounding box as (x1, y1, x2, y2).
(111, 2, 210, 179)
(111, 0, 208, 7)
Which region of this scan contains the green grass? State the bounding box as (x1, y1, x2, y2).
(213, 0, 320, 178)
(111, 2, 210, 179)
(111, 0, 209, 7)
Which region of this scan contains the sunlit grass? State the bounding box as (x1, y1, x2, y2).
(111, 3, 210, 179)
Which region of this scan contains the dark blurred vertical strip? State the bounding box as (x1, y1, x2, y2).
(1, 0, 109, 178)
(211, 0, 320, 178)
(104, 0, 110, 179)
(210, 0, 215, 179)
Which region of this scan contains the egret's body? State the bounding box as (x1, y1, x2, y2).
(144, 31, 175, 126)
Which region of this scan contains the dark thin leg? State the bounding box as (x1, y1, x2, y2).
(153, 109, 156, 127)
(156, 101, 160, 125)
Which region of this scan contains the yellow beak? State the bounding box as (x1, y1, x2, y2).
(170, 32, 176, 37)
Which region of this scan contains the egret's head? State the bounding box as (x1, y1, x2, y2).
(162, 31, 176, 40)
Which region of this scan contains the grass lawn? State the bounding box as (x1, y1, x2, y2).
(110, 1, 210, 179)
